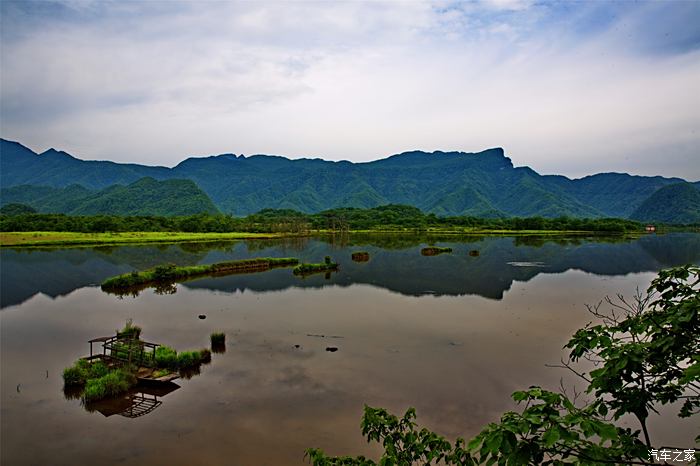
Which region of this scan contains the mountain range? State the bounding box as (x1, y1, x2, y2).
(1, 138, 698, 222)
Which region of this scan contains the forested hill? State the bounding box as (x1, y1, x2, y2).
(0, 177, 219, 216)
(1, 138, 697, 221)
(630, 182, 700, 224)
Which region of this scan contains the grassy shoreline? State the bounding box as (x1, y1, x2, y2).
(0, 231, 286, 247)
(0, 228, 660, 248)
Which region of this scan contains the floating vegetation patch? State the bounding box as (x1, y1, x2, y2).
(210, 332, 226, 354)
(421, 247, 453, 256)
(293, 256, 339, 277)
(62, 321, 213, 406)
(101, 257, 299, 295)
(351, 251, 370, 262)
(469, 249, 480, 257)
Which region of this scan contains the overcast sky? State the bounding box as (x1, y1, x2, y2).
(1, 0, 699, 179)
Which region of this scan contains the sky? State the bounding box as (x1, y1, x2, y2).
(1, 0, 699, 180)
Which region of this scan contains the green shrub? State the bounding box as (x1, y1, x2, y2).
(63, 359, 110, 386)
(118, 319, 141, 339)
(63, 362, 88, 386)
(177, 351, 199, 368)
(153, 264, 177, 280)
(87, 361, 109, 378)
(155, 345, 178, 370)
(199, 348, 212, 363)
(82, 369, 136, 402)
(210, 332, 226, 345)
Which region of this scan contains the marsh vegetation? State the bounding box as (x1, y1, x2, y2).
(101, 257, 299, 292)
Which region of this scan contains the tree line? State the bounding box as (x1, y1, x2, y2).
(0, 203, 643, 233)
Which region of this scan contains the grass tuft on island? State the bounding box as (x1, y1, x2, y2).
(421, 246, 452, 256)
(101, 257, 299, 292)
(293, 256, 339, 276)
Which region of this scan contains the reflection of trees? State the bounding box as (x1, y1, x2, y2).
(245, 237, 311, 252)
(317, 233, 488, 250)
(513, 235, 634, 248)
(153, 282, 178, 295)
(177, 241, 236, 254)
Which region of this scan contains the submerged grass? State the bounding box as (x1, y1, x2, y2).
(101, 257, 299, 291)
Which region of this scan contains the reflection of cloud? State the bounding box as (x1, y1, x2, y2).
(274, 366, 326, 393)
(1, 1, 699, 177)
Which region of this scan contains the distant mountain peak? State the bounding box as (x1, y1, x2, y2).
(39, 148, 77, 160)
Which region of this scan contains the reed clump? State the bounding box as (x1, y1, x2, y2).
(211, 332, 226, 353)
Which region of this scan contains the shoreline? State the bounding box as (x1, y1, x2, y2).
(0, 231, 289, 248)
(0, 229, 660, 248)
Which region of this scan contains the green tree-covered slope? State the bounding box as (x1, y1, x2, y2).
(2, 139, 696, 220)
(630, 182, 700, 224)
(1, 177, 219, 216)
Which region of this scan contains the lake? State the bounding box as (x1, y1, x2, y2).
(1, 233, 699, 465)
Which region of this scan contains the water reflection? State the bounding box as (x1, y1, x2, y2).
(1, 233, 699, 308)
(80, 382, 180, 418)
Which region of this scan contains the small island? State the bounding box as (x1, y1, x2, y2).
(101, 257, 299, 292)
(351, 251, 370, 262)
(421, 247, 453, 256)
(293, 256, 339, 276)
(63, 321, 213, 403)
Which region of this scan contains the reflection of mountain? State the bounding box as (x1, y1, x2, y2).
(2, 234, 699, 307)
(0, 243, 232, 307)
(184, 234, 700, 299)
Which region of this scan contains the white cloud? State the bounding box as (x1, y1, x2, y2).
(1, 1, 698, 179)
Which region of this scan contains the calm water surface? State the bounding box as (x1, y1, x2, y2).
(2, 233, 699, 465)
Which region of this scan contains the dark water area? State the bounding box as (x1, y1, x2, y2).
(1, 233, 699, 465)
(2, 233, 699, 308)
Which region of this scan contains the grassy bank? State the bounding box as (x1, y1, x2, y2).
(0, 231, 285, 247)
(1, 228, 653, 248)
(101, 257, 299, 291)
